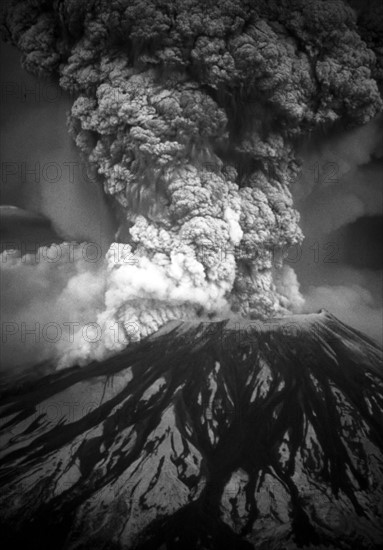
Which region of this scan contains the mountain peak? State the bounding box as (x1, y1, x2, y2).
(0, 312, 382, 549)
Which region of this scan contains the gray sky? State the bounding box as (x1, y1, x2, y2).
(0, 42, 115, 250)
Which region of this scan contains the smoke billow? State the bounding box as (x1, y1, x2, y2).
(292, 118, 383, 344)
(0, 244, 106, 369)
(0, 0, 382, 367)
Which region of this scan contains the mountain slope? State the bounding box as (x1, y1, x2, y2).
(0, 311, 382, 549)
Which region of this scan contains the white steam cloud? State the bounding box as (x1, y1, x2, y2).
(0, 244, 108, 369)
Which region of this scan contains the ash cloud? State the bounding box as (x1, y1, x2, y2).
(1, 0, 382, 367)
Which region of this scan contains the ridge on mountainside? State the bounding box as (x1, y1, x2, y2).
(0, 310, 382, 550)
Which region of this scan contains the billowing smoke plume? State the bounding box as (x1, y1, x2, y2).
(1, 0, 382, 367)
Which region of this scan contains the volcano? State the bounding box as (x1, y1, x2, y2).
(0, 311, 382, 550)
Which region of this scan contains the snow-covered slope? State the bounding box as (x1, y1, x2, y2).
(0, 311, 382, 549)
